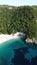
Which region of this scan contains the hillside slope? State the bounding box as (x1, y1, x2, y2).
(0, 5, 37, 38)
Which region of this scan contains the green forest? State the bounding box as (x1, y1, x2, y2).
(0, 5, 37, 38)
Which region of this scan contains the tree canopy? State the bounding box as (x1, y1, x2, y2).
(0, 5, 37, 38)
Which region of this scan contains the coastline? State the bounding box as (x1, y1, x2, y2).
(0, 34, 19, 44)
(0, 33, 37, 44)
(25, 38, 37, 44)
(0, 32, 25, 44)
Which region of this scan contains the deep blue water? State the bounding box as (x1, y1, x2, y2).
(0, 38, 37, 65)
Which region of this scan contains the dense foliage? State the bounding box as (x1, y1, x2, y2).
(0, 5, 37, 38)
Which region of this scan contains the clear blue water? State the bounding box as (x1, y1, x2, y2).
(0, 38, 37, 65)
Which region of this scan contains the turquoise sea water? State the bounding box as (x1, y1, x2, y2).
(0, 38, 37, 65)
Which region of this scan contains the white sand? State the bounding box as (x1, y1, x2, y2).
(0, 32, 25, 44)
(0, 34, 19, 44)
(0, 34, 13, 44)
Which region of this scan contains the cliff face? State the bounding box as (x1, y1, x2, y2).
(0, 5, 37, 39)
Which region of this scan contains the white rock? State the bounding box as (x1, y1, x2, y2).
(25, 38, 33, 43)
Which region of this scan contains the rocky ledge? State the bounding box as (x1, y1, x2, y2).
(25, 38, 37, 44)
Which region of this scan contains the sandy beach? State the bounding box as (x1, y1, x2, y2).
(0, 34, 19, 44)
(0, 33, 20, 44)
(1, 33, 37, 44)
(0, 34, 14, 44)
(0, 32, 25, 44)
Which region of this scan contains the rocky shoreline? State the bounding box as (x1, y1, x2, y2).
(25, 38, 37, 44)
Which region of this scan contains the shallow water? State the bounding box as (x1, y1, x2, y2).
(0, 38, 37, 65)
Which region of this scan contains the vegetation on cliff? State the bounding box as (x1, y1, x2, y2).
(0, 5, 37, 38)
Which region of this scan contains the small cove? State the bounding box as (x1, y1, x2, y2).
(0, 38, 37, 65)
